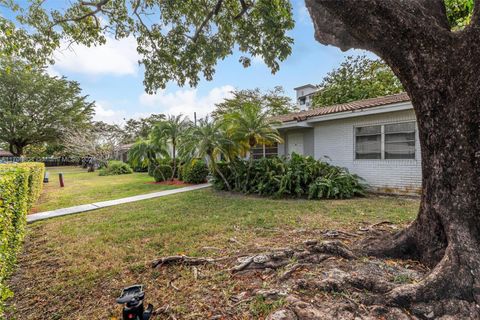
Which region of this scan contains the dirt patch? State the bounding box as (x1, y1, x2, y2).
(146, 179, 194, 186)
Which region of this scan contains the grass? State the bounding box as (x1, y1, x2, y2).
(32, 166, 182, 212)
(9, 189, 419, 319)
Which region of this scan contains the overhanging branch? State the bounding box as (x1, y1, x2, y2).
(52, 0, 110, 25)
(191, 0, 223, 43)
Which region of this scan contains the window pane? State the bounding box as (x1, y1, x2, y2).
(251, 145, 264, 159)
(385, 122, 415, 159)
(385, 141, 415, 159)
(355, 125, 381, 136)
(356, 134, 381, 159)
(385, 122, 415, 134)
(385, 132, 415, 143)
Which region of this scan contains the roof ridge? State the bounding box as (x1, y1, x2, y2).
(271, 92, 410, 123)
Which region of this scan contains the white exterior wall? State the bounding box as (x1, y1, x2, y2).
(283, 129, 315, 157)
(312, 109, 421, 194)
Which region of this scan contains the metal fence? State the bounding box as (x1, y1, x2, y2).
(0, 157, 81, 167)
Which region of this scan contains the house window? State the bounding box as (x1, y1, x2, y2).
(355, 125, 382, 159)
(251, 143, 278, 159)
(384, 122, 416, 159)
(355, 122, 416, 160)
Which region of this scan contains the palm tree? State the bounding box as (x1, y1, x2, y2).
(223, 102, 283, 190)
(128, 138, 169, 170)
(182, 117, 233, 191)
(224, 102, 283, 150)
(152, 115, 191, 180)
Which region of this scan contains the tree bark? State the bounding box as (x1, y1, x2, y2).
(171, 142, 177, 180)
(9, 142, 25, 157)
(210, 154, 231, 191)
(305, 0, 480, 307)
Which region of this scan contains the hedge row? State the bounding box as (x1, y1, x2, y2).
(0, 162, 45, 315)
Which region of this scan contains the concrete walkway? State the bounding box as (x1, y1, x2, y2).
(27, 183, 211, 223)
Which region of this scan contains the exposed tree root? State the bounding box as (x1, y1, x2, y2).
(230, 240, 355, 273)
(150, 237, 480, 319)
(151, 255, 233, 268)
(359, 224, 418, 260)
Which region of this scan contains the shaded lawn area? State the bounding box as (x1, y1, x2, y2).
(32, 166, 182, 212)
(9, 189, 419, 319)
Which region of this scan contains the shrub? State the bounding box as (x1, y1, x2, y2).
(147, 162, 156, 177)
(152, 162, 173, 182)
(211, 154, 366, 199)
(0, 162, 45, 315)
(182, 159, 209, 184)
(98, 160, 133, 176)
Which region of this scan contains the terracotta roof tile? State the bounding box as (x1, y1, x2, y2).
(0, 149, 13, 157)
(271, 92, 410, 123)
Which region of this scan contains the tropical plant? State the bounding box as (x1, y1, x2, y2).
(152, 115, 191, 180)
(222, 103, 283, 191)
(98, 160, 133, 176)
(181, 159, 209, 184)
(211, 153, 366, 199)
(152, 160, 173, 183)
(224, 102, 283, 149)
(181, 117, 233, 190)
(128, 138, 169, 171)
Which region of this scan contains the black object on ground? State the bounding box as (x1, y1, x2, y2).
(116, 285, 154, 320)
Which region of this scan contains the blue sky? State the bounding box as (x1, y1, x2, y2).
(45, 2, 370, 124)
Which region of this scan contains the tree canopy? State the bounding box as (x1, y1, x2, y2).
(213, 86, 296, 117)
(1, 0, 294, 93)
(122, 114, 166, 143)
(0, 60, 94, 156)
(311, 56, 404, 108)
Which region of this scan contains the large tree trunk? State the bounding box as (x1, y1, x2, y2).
(365, 88, 480, 305)
(305, 0, 480, 307)
(9, 142, 25, 157)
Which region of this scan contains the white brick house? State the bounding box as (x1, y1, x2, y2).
(259, 92, 422, 194)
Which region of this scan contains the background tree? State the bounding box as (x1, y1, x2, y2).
(63, 121, 123, 171)
(312, 55, 404, 107)
(4, 0, 480, 315)
(151, 115, 191, 180)
(122, 114, 166, 143)
(0, 60, 94, 156)
(213, 86, 297, 117)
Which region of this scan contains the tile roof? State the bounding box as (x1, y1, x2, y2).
(271, 92, 410, 123)
(0, 149, 13, 157)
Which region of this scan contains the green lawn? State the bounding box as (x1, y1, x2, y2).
(32, 166, 182, 212)
(10, 189, 419, 319)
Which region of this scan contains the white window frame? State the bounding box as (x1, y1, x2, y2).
(251, 143, 278, 159)
(354, 121, 416, 160)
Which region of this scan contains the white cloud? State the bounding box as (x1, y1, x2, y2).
(139, 85, 235, 119)
(93, 102, 127, 124)
(46, 65, 61, 77)
(51, 36, 140, 76)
